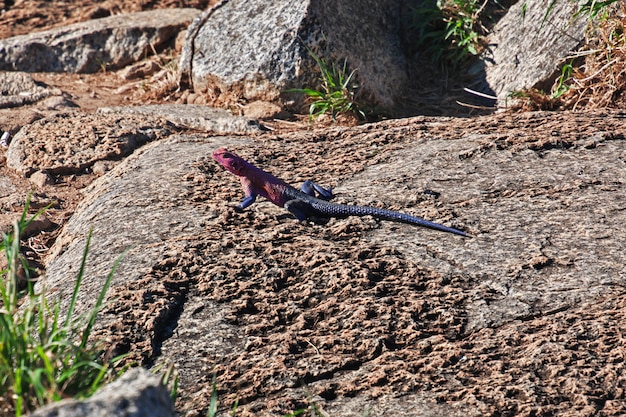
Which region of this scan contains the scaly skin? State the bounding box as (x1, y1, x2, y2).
(212, 148, 470, 237)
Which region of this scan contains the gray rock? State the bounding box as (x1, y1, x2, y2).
(0, 72, 57, 108)
(6, 112, 174, 176)
(0, 108, 43, 136)
(38, 95, 79, 110)
(179, 0, 411, 110)
(0, 9, 200, 73)
(40, 134, 247, 336)
(98, 104, 262, 133)
(39, 111, 626, 415)
(28, 368, 176, 417)
(476, 0, 588, 102)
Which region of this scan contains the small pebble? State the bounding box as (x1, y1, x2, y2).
(29, 170, 53, 188)
(0, 131, 10, 147)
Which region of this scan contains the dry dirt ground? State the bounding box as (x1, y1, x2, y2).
(0, 0, 219, 264)
(1, 2, 626, 417)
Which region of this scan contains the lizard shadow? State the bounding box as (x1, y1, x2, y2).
(275, 213, 331, 225)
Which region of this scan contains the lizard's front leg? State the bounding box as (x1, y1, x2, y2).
(236, 194, 257, 212)
(301, 180, 333, 200)
(235, 177, 258, 212)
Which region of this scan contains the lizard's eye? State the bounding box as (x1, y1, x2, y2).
(230, 159, 242, 172)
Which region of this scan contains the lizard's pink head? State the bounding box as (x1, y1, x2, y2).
(212, 148, 246, 176)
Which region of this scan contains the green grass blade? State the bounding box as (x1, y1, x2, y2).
(65, 230, 93, 327)
(207, 373, 218, 417)
(81, 247, 127, 349)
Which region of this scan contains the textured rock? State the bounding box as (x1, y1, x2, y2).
(6, 112, 174, 176)
(40, 134, 247, 340)
(0, 9, 200, 73)
(29, 368, 176, 417)
(98, 104, 262, 133)
(0, 72, 57, 108)
(179, 0, 411, 110)
(476, 0, 588, 101)
(0, 107, 42, 137)
(40, 111, 626, 416)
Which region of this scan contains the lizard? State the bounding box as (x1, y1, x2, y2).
(212, 148, 470, 237)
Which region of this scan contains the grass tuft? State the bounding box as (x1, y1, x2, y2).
(286, 48, 364, 122)
(0, 196, 125, 416)
(412, 0, 488, 67)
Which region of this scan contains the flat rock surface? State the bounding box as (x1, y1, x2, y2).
(0, 72, 59, 108)
(98, 104, 262, 133)
(6, 112, 175, 175)
(40, 110, 626, 416)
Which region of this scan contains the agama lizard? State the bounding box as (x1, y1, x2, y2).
(212, 148, 469, 237)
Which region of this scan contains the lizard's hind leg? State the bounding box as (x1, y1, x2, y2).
(284, 199, 310, 220)
(284, 199, 330, 224)
(301, 180, 333, 200)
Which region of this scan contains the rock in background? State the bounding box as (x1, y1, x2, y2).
(179, 0, 413, 110)
(0, 9, 200, 73)
(0, 72, 58, 108)
(0, 1, 598, 115)
(6, 113, 174, 176)
(28, 368, 176, 417)
(475, 0, 588, 103)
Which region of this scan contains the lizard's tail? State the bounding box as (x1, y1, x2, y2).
(330, 204, 470, 237)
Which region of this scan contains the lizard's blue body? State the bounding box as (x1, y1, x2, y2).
(213, 148, 469, 237)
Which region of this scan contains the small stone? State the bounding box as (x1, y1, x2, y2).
(92, 160, 116, 176)
(38, 95, 78, 110)
(28, 170, 53, 188)
(119, 60, 161, 80)
(0, 131, 9, 147)
(242, 101, 289, 120)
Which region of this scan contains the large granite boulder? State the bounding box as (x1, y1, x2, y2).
(38, 111, 626, 416)
(179, 0, 413, 111)
(474, 0, 588, 102)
